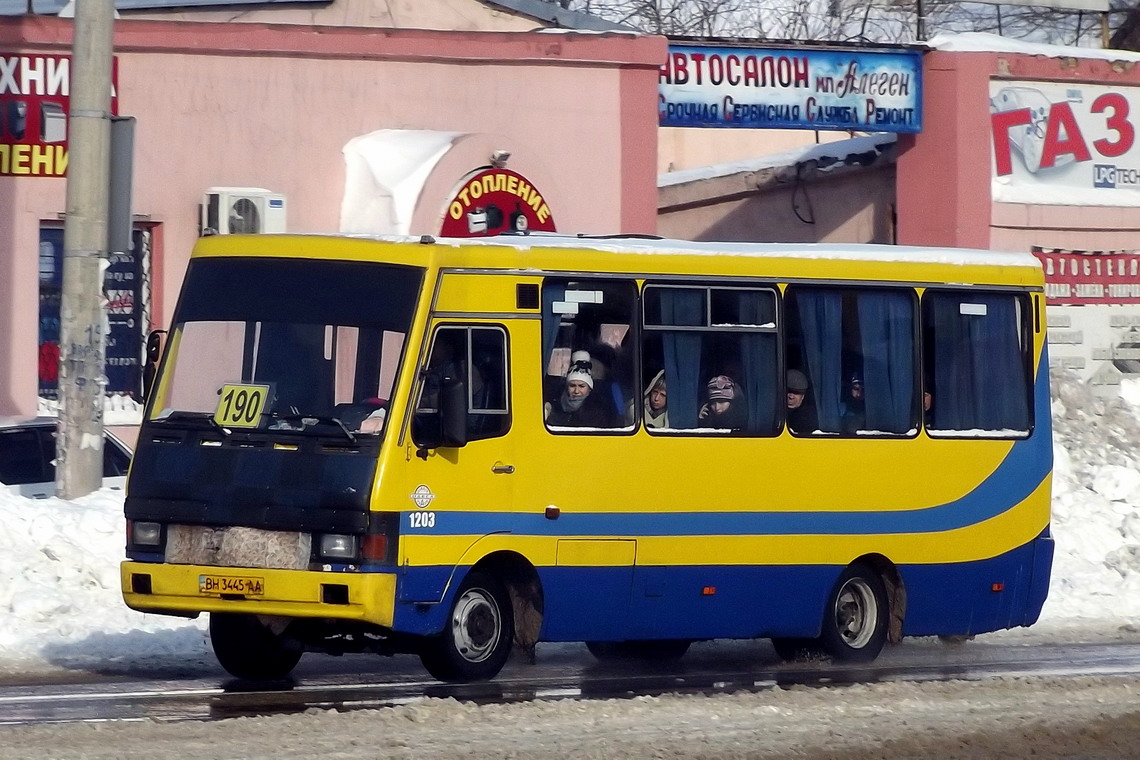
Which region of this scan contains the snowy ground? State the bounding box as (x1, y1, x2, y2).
(1, 370, 1139, 756)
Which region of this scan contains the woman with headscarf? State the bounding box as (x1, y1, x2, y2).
(642, 369, 669, 428)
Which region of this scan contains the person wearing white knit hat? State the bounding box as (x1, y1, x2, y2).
(544, 350, 612, 427)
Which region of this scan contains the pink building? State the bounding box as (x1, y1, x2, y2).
(0, 14, 664, 421)
(898, 38, 1140, 389)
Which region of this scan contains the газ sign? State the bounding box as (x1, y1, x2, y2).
(440, 167, 556, 237)
(0, 54, 119, 177)
(990, 81, 1140, 205)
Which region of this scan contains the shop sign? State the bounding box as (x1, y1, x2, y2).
(659, 45, 922, 133)
(991, 81, 1140, 206)
(0, 54, 119, 177)
(1032, 247, 1140, 305)
(440, 167, 557, 237)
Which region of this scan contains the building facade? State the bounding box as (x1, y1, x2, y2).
(0, 13, 663, 424)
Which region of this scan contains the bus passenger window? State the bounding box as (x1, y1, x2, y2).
(641, 284, 779, 436)
(541, 279, 636, 432)
(784, 286, 917, 436)
(922, 292, 1030, 436)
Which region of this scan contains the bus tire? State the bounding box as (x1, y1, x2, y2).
(818, 563, 888, 663)
(586, 640, 690, 662)
(209, 612, 302, 680)
(419, 571, 513, 683)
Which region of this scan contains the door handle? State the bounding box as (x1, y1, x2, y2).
(491, 462, 515, 474)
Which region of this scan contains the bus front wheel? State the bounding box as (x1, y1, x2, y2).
(419, 571, 513, 682)
(818, 563, 888, 663)
(209, 612, 302, 680)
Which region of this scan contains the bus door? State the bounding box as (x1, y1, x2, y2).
(400, 323, 514, 603)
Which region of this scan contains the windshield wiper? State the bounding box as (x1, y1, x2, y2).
(268, 413, 356, 443)
(153, 411, 232, 436)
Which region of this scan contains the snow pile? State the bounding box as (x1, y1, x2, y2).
(1, 370, 1139, 674)
(0, 490, 210, 673)
(1045, 369, 1140, 626)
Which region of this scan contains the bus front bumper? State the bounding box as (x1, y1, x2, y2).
(120, 561, 396, 627)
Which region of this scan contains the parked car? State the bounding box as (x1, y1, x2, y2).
(0, 417, 132, 499)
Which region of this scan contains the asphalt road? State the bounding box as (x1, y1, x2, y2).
(3, 637, 1140, 725)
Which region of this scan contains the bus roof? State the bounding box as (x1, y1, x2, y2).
(191, 233, 1044, 285)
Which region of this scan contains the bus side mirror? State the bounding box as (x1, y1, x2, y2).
(141, 329, 167, 402)
(439, 374, 468, 448)
(412, 372, 468, 457)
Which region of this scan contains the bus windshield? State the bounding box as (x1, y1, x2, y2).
(151, 257, 423, 436)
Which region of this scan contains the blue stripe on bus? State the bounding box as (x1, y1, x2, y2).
(391, 535, 1054, 640)
(404, 360, 1052, 539)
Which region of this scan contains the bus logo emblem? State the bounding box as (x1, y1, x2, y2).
(411, 485, 435, 509)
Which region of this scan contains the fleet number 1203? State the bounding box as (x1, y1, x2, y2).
(409, 512, 436, 528)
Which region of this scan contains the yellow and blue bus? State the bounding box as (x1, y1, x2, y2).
(120, 233, 1053, 682)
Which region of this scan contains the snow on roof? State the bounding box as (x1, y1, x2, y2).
(1, 0, 631, 28)
(658, 134, 897, 189)
(927, 31, 1140, 64)
(483, 0, 635, 31)
(0, 0, 320, 14)
(410, 232, 1043, 270)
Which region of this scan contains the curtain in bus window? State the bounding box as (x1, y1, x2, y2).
(658, 289, 704, 428)
(930, 293, 1028, 431)
(796, 289, 844, 433)
(541, 281, 567, 373)
(736, 291, 778, 435)
(857, 291, 915, 433)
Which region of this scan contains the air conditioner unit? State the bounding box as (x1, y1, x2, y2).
(200, 187, 287, 235)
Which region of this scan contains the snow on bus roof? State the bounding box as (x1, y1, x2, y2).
(331, 233, 1042, 270)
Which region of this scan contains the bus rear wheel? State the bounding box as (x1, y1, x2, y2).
(586, 640, 691, 662)
(818, 563, 888, 663)
(209, 612, 303, 680)
(419, 571, 513, 683)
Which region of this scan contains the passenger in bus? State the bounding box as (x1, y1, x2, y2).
(587, 342, 627, 423)
(698, 375, 746, 429)
(785, 369, 817, 433)
(641, 369, 669, 428)
(841, 372, 866, 433)
(543, 351, 616, 427)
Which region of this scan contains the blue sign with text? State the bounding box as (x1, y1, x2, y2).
(659, 45, 923, 133)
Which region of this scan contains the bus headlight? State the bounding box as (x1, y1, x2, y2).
(130, 521, 163, 547)
(318, 534, 358, 560)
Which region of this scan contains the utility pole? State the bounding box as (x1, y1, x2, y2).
(58, 0, 115, 498)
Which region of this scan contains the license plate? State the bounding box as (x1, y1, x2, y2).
(199, 574, 265, 596)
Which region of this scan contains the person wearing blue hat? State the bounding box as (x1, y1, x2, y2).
(841, 371, 866, 433)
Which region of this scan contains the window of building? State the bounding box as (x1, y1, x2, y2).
(641, 284, 779, 435)
(922, 291, 1031, 436)
(541, 279, 635, 432)
(38, 225, 152, 405)
(785, 286, 918, 436)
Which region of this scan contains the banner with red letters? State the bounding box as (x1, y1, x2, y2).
(1032, 246, 1140, 305)
(991, 81, 1140, 206)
